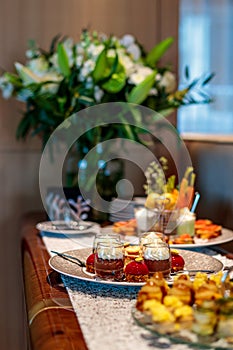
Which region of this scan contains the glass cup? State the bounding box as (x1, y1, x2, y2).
(176, 211, 196, 237)
(158, 209, 179, 236)
(92, 232, 121, 253)
(140, 231, 166, 246)
(142, 241, 171, 278)
(94, 241, 124, 281)
(134, 205, 160, 238)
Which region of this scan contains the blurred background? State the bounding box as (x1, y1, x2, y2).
(0, 0, 232, 349)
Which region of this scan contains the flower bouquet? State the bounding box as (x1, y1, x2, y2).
(0, 30, 213, 150)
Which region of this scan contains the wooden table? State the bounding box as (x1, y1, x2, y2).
(21, 212, 233, 350)
(21, 212, 88, 350)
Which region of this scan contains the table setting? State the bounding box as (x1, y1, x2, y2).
(35, 157, 233, 350)
(37, 220, 233, 349)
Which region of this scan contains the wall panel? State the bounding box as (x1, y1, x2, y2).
(0, 1, 179, 348)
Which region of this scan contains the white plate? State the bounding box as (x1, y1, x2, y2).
(49, 248, 223, 287)
(104, 226, 233, 248)
(170, 227, 233, 248)
(36, 220, 100, 234)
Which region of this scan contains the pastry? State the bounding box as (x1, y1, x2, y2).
(124, 257, 149, 282)
(124, 244, 141, 265)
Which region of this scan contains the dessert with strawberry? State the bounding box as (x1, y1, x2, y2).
(171, 249, 185, 272)
(86, 253, 95, 274)
(124, 257, 149, 282)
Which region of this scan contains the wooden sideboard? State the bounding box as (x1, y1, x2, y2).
(21, 212, 88, 350)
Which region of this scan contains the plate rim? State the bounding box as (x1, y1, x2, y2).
(105, 225, 233, 248)
(49, 248, 223, 287)
(36, 220, 99, 234)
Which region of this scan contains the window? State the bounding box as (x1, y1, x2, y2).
(178, 0, 233, 135)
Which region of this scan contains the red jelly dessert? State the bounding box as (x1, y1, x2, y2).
(171, 249, 185, 272)
(86, 253, 95, 274)
(125, 257, 149, 282)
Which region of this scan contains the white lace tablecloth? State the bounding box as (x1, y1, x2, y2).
(41, 229, 233, 350)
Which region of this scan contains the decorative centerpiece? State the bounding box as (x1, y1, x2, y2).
(0, 31, 213, 220)
(143, 157, 196, 236)
(0, 30, 213, 152)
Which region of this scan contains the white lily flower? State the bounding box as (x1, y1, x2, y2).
(148, 88, 158, 96)
(40, 72, 62, 93)
(159, 71, 177, 93)
(128, 66, 154, 85)
(0, 77, 14, 99)
(87, 44, 104, 59)
(28, 57, 49, 76)
(117, 51, 135, 76)
(75, 55, 83, 68)
(15, 62, 41, 84)
(76, 44, 84, 55)
(62, 38, 74, 66)
(94, 86, 104, 102)
(26, 49, 39, 59)
(120, 34, 135, 48)
(85, 77, 93, 89)
(127, 43, 141, 61)
(49, 53, 60, 71)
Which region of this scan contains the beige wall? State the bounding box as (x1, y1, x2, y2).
(0, 1, 179, 349)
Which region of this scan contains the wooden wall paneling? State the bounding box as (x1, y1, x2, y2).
(0, 1, 180, 349)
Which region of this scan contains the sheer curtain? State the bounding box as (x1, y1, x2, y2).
(178, 0, 233, 135)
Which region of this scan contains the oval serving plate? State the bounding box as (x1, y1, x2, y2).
(49, 248, 223, 287)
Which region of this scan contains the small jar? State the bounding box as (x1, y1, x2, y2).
(140, 231, 166, 246)
(177, 210, 196, 237)
(94, 241, 124, 281)
(142, 241, 171, 278)
(92, 232, 121, 253)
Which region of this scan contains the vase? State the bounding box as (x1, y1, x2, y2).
(64, 145, 124, 222)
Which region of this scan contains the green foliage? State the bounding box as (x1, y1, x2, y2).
(0, 31, 214, 150)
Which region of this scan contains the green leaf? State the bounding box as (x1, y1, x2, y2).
(202, 72, 215, 85)
(118, 114, 136, 140)
(16, 114, 31, 139)
(185, 66, 190, 80)
(146, 37, 174, 67)
(126, 72, 156, 104)
(57, 43, 71, 77)
(102, 72, 126, 93)
(4, 72, 22, 87)
(92, 49, 107, 82)
(158, 108, 175, 118)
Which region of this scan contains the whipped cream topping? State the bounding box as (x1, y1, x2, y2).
(140, 232, 164, 246)
(97, 245, 123, 260)
(143, 245, 170, 260)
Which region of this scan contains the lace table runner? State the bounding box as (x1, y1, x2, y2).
(41, 231, 233, 350)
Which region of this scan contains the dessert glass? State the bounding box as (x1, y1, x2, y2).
(92, 232, 121, 253)
(134, 205, 160, 237)
(142, 241, 171, 278)
(176, 210, 196, 236)
(140, 231, 166, 246)
(94, 241, 124, 281)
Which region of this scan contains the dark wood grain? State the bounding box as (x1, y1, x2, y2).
(21, 212, 88, 350)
